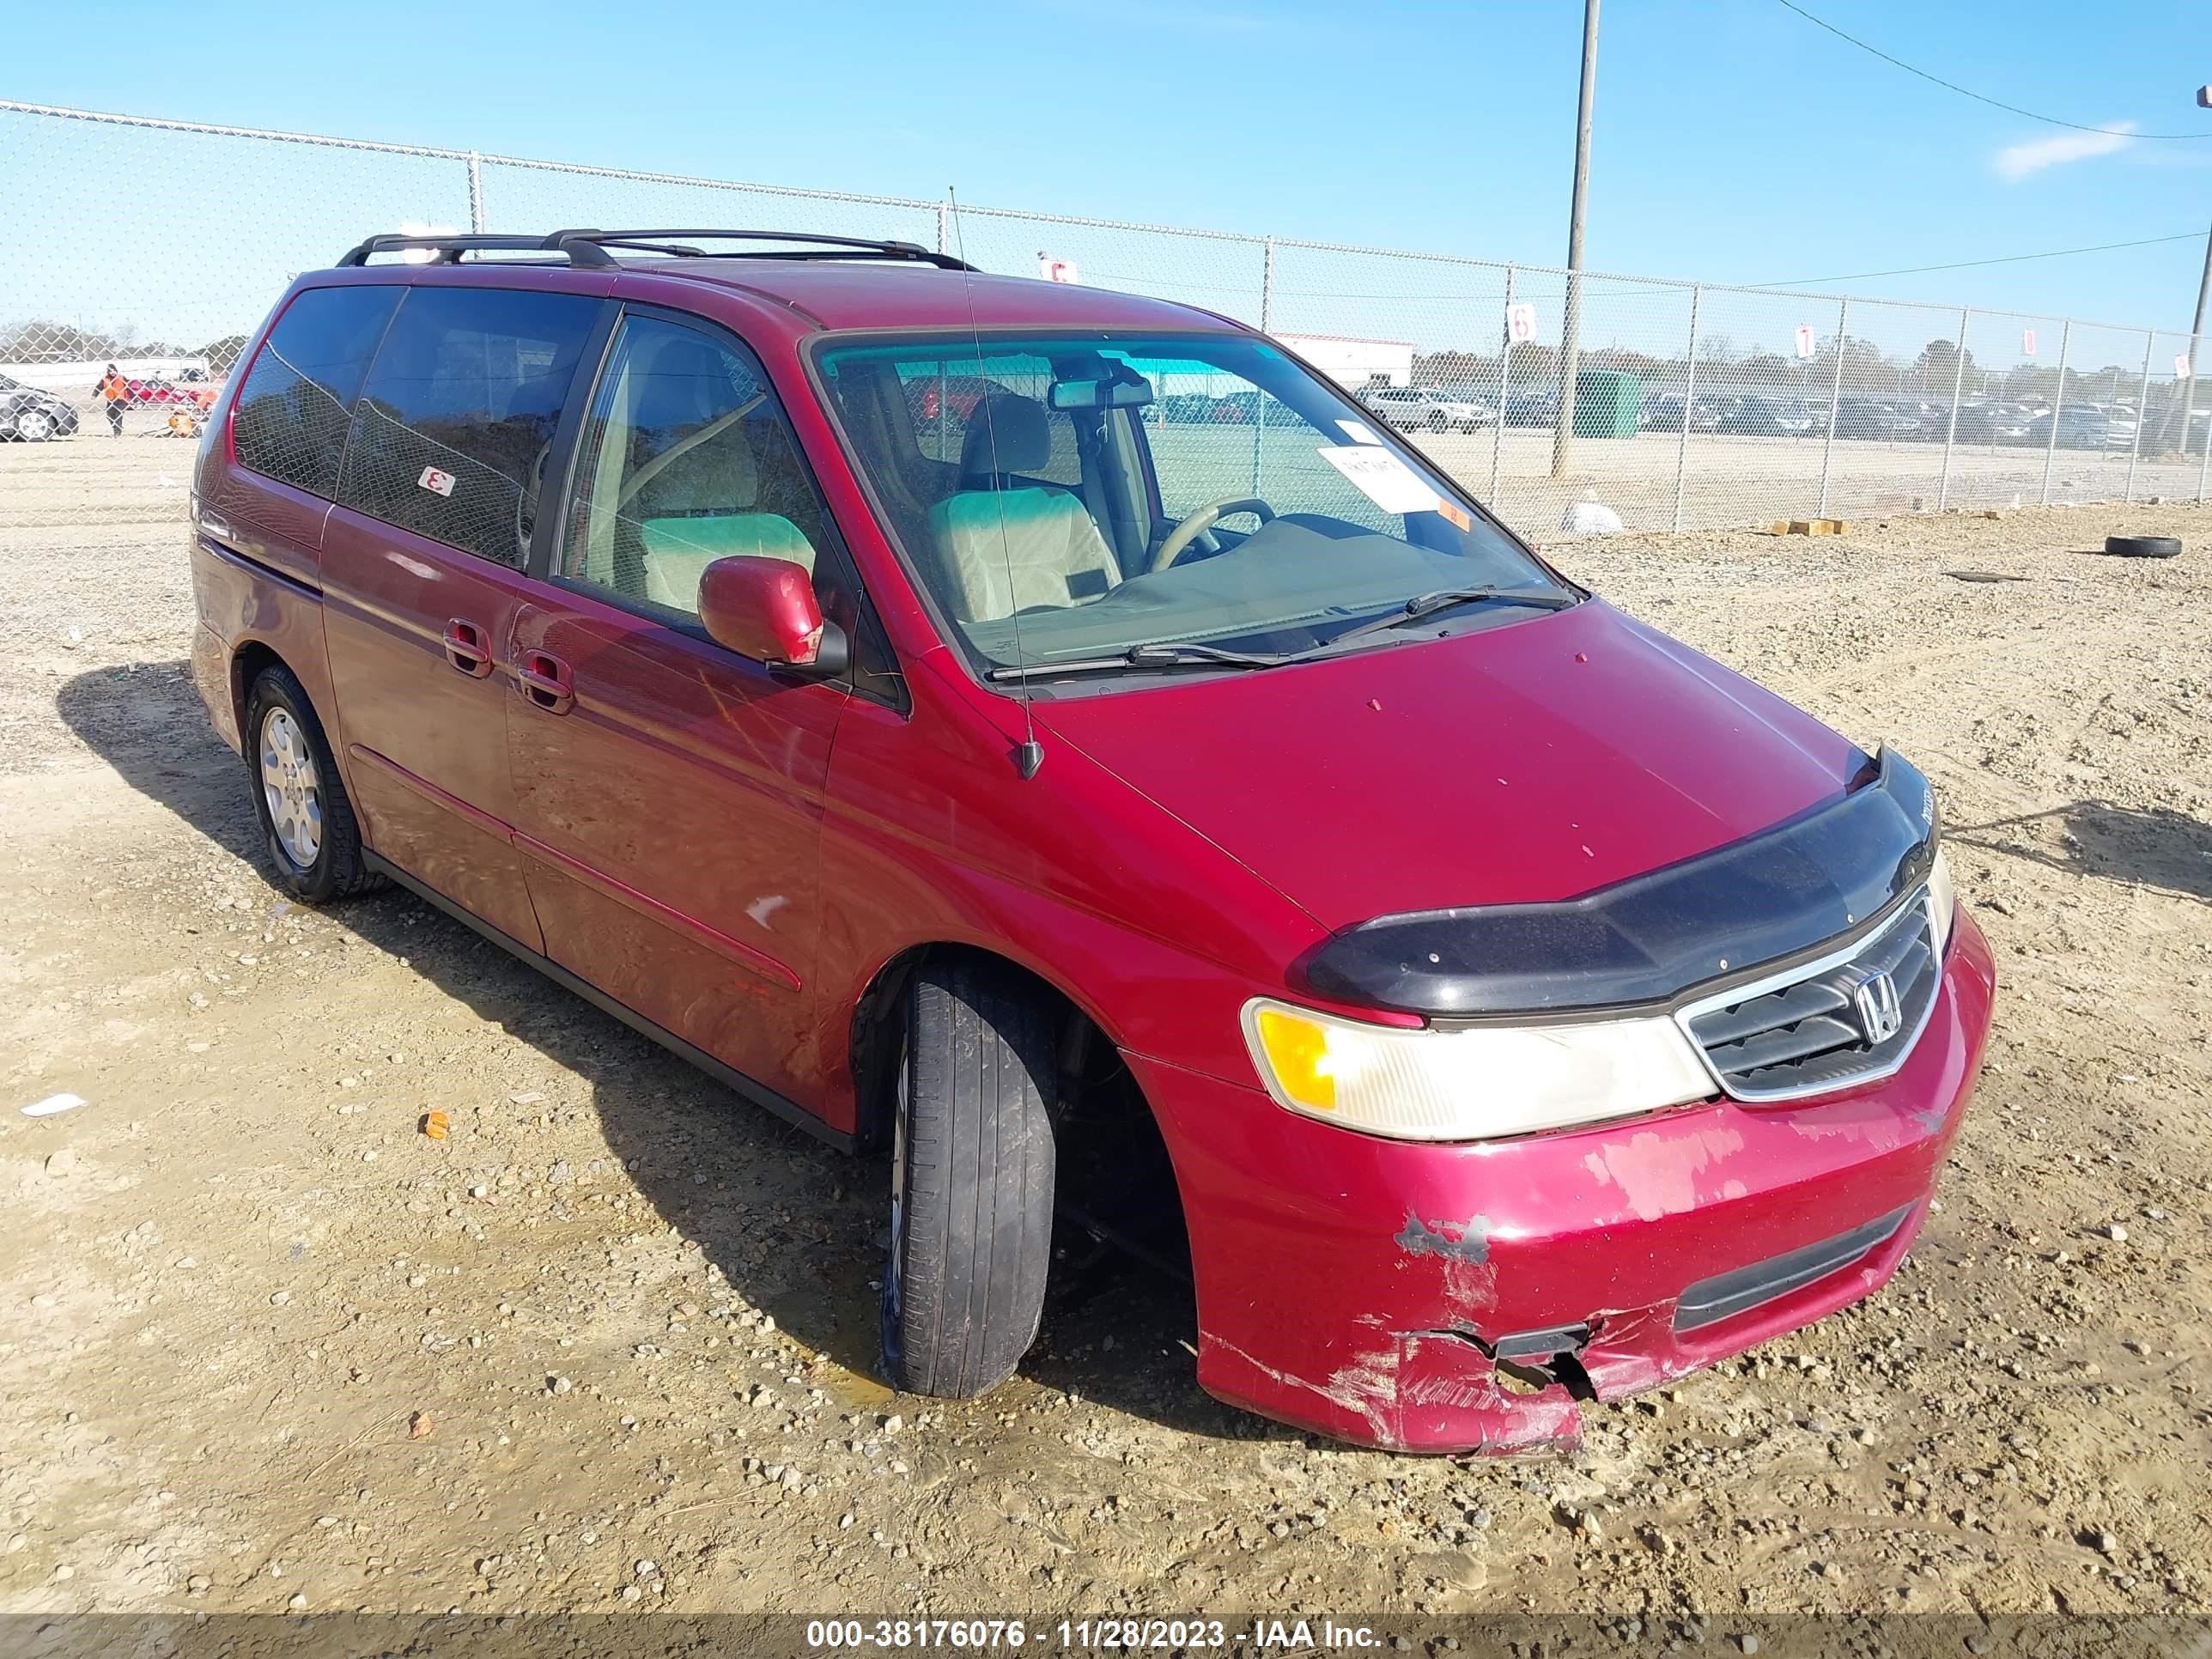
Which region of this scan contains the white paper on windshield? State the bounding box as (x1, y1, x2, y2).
(1335, 418, 1385, 447)
(1316, 443, 1442, 514)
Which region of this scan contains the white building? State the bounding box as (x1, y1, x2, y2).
(1275, 334, 1414, 391)
(2, 356, 213, 398)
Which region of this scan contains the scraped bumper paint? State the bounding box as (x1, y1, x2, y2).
(1131, 909, 1996, 1453)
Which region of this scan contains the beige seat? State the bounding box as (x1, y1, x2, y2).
(611, 334, 818, 613)
(926, 393, 1121, 622)
(637, 511, 815, 612)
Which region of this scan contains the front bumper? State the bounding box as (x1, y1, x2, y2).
(1132, 908, 1996, 1453)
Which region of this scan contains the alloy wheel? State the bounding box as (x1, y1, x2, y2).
(258, 708, 323, 871)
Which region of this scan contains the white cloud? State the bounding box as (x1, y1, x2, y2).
(1994, 124, 2136, 180)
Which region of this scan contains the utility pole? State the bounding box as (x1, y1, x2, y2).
(1551, 0, 1601, 480)
(2180, 86, 2211, 454)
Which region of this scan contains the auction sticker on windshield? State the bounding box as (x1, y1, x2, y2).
(1316, 443, 1442, 514)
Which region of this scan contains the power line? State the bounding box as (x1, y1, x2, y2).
(1766, 231, 2204, 288)
(1771, 0, 2210, 139)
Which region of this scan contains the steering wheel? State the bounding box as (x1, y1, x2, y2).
(1148, 495, 1276, 574)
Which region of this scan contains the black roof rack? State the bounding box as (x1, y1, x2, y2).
(335, 228, 978, 272)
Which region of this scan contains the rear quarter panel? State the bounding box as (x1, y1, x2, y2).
(190, 535, 341, 763)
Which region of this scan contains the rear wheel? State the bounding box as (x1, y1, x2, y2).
(1426, 410, 1448, 433)
(243, 665, 381, 903)
(14, 410, 54, 442)
(881, 957, 1057, 1398)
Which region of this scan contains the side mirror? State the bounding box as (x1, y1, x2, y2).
(696, 556, 849, 678)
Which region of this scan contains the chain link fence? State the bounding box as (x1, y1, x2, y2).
(6, 96, 2208, 573)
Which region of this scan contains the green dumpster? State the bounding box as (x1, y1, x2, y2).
(1572, 368, 1642, 438)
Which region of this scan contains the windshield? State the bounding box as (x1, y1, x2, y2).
(815, 332, 1569, 681)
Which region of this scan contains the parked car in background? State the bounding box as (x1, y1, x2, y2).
(128, 377, 200, 406)
(2026, 404, 2131, 450)
(1832, 398, 1919, 441)
(902, 373, 992, 428)
(1640, 393, 1723, 432)
(0, 373, 80, 441)
(1718, 396, 1822, 438)
(1358, 384, 1493, 433)
(1503, 388, 1559, 426)
(1949, 403, 2036, 444)
(187, 225, 1992, 1455)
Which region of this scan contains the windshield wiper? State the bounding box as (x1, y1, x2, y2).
(983, 641, 1285, 682)
(1303, 584, 1578, 653)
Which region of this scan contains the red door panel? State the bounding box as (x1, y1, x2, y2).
(319, 507, 546, 950)
(507, 591, 843, 1109)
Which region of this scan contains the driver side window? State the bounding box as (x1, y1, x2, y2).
(561, 316, 837, 621)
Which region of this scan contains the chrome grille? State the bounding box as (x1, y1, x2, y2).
(1679, 893, 1942, 1102)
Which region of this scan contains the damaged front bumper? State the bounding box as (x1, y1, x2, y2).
(1132, 908, 1996, 1454)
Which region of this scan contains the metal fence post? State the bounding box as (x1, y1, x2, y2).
(466, 150, 484, 233)
(1250, 238, 1275, 495)
(1817, 296, 1848, 517)
(1671, 284, 1701, 533)
(2124, 328, 2154, 503)
(2196, 343, 2212, 502)
(1490, 266, 1516, 507)
(2039, 320, 2069, 505)
(1936, 305, 1969, 509)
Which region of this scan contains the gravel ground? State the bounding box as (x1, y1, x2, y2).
(1, 442, 2208, 1628)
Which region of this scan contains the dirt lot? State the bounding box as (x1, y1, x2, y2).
(2, 440, 2208, 1630)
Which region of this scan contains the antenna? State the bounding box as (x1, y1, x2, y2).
(947, 186, 1045, 781)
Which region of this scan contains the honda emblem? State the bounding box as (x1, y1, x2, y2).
(1851, 971, 1904, 1044)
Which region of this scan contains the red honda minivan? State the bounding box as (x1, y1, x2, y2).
(187, 228, 1995, 1453)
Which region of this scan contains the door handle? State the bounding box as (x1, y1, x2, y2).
(517, 650, 574, 715)
(443, 617, 494, 678)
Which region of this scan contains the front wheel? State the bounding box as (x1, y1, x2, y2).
(881, 957, 1057, 1398)
(14, 410, 55, 442)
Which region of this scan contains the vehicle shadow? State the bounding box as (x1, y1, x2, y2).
(56, 660, 1238, 1441)
(1950, 799, 2212, 904)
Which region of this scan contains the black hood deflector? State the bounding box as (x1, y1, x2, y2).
(1298, 746, 1938, 1018)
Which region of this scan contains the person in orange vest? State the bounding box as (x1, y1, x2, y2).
(97, 363, 130, 438)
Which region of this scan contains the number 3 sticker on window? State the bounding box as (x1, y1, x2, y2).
(417, 465, 456, 498)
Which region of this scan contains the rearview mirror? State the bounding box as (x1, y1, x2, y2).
(1048, 367, 1155, 411)
(697, 556, 848, 678)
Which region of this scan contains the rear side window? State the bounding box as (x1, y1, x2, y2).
(337, 287, 601, 568)
(231, 285, 401, 499)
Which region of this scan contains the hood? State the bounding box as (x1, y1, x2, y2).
(1034, 599, 1866, 933)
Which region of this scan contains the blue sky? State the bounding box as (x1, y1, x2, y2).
(5, 0, 2210, 352)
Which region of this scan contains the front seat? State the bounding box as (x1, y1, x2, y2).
(926, 392, 1121, 622)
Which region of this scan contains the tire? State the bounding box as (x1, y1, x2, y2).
(1426, 411, 1448, 433)
(14, 410, 54, 442)
(2100, 535, 2182, 559)
(881, 957, 1057, 1398)
(242, 664, 382, 902)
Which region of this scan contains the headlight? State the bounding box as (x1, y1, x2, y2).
(1925, 846, 1956, 956)
(1241, 998, 1714, 1143)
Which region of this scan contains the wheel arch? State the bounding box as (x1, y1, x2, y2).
(847, 939, 1128, 1152)
(849, 938, 1194, 1282)
(229, 639, 292, 741)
